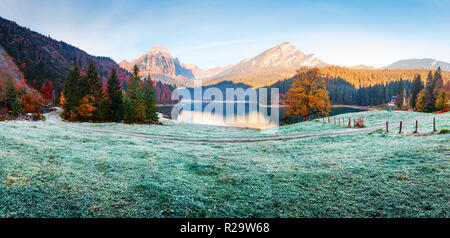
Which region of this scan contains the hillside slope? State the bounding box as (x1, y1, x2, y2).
(0, 16, 130, 95)
(0, 44, 31, 91)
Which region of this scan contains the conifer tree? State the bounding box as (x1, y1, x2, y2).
(433, 67, 443, 96)
(123, 96, 134, 124)
(424, 71, 435, 112)
(143, 75, 159, 123)
(62, 66, 81, 119)
(87, 60, 103, 99)
(4, 77, 17, 110)
(410, 74, 423, 108)
(106, 68, 123, 122)
(86, 60, 106, 121)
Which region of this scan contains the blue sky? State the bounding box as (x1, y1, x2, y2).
(1, 0, 449, 69)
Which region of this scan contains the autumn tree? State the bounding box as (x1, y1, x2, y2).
(40, 81, 54, 103)
(20, 93, 42, 113)
(77, 96, 96, 121)
(283, 68, 331, 121)
(435, 90, 447, 111)
(415, 89, 426, 112)
(106, 68, 123, 122)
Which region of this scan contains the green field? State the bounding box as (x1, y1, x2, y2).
(0, 110, 448, 217)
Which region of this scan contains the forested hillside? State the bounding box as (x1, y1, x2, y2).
(320, 66, 449, 88)
(0, 16, 175, 104)
(271, 72, 413, 106)
(0, 17, 130, 94)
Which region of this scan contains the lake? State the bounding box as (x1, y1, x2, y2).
(158, 102, 366, 129)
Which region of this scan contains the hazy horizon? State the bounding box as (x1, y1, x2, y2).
(1, 0, 449, 69)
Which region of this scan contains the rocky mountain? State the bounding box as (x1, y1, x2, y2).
(0, 16, 130, 95)
(205, 42, 327, 87)
(119, 46, 192, 86)
(385, 58, 450, 71)
(121, 42, 326, 88)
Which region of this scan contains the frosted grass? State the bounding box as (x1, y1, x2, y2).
(0, 111, 448, 217)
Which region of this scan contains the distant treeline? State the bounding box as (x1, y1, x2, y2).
(271, 77, 412, 106)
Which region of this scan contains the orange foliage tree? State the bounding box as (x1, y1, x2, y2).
(283, 68, 331, 121)
(59, 92, 66, 106)
(20, 93, 42, 113)
(76, 96, 96, 120)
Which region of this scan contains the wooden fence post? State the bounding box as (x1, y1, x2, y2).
(328, 116, 330, 123)
(334, 117, 336, 124)
(348, 118, 351, 127)
(414, 120, 418, 133)
(399, 121, 402, 134)
(386, 121, 389, 133)
(433, 117, 436, 132)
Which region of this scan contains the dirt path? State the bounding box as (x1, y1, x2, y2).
(46, 111, 435, 143)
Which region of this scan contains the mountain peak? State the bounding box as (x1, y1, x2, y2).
(148, 45, 171, 57)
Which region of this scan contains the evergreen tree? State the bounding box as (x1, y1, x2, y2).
(123, 96, 134, 124)
(62, 66, 81, 119)
(86, 60, 106, 121)
(143, 75, 159, 123)
(127, 65, 146, 123)
(106, 68, 124, 122)
(132, 65, 140, 79)
(423, 71, 435, 112)
(410, 74, 423, 108)
(78, 73, 90, 99)
(87, 60, 103, 99)
(433, 67, 443, 96)
(4, 77, 17, 110)
(11, 98, 22, 116)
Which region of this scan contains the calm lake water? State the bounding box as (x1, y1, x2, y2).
(158, 102, 366, 129)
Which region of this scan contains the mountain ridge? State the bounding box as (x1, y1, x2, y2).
(121, 42, 327, 87)
(385, 58, 450, 71)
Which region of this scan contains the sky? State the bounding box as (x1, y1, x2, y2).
(1, 0, 449, 69)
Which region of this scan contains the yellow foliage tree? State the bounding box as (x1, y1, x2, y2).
(283, 68, 331, 121)
(435, 90, 447, 111)
(77, 96, 96, 120)
(415, 89, 426, 112)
